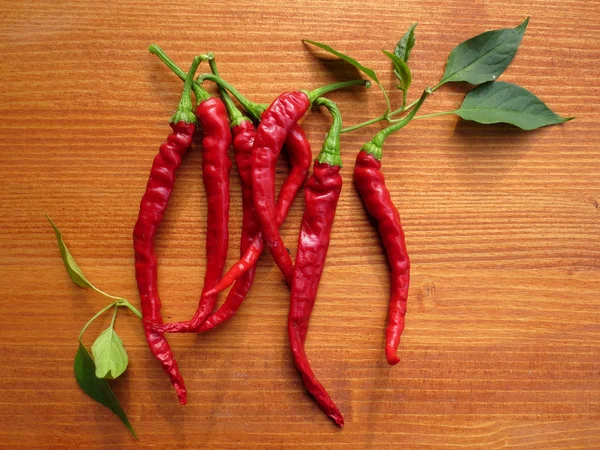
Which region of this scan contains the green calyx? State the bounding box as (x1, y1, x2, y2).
(197, 73, 267, 122)
(314, 97, 343, 167)
(170, 55, 204, 124)
(208, 58, 249, 128)
(149, 44, 212, 104)
(305, 79, 371, 104)
(361, 89, 429, 160)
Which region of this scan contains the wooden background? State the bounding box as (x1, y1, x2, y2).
(0, 0, 598, 448)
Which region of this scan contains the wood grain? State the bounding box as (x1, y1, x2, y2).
(0, 0, 599, 448)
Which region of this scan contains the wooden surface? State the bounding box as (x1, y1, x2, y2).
(0, 0, 599, 448)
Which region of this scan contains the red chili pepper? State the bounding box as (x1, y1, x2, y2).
(149, 46, 232, 332)
(354, 90, 429, 365)
(289, 97, 344, 427)
(133, 56, 203, 404)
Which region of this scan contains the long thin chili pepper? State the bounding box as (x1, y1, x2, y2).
(289, 97, 344, 427)
(354, 89, 429, 365)
(250, 80, 368, 286)
(146, 56, 312, 333)
(149, 46, 232, 331)
(133, 56, 203, 404)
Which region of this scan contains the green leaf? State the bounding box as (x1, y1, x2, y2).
(117, 299, 143, 319)
(382, 50, 412, 92)
(74, 342, 136, 437)
(91, 327, 129, 379)
(46, 215, 95, 289)
(453, 81, 573, 130)
(303, 40, 380, 84)
(394, 22, 417, 63)
(440, 17, 529, 86)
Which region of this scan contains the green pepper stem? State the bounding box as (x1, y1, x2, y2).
(148, 44, 212, 104)
(197, 73, 266, 121)
(341, 114, 387, 134)
(208, 58, 248, 128)
(362, 89, 429, 160)
(305, 79, 371, 103)
(171, 56, 204, 124)
(314, 97, 343, 167)
(79, 302, 116, 342)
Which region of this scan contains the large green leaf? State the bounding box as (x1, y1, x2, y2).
(91, 327, 129, 379)
(440, 17, 529, 86)
(394, 23, 417, 63)
(302, 40, 380, 84)
(453, 81, 573, 130)
(74, 342, 136, 437)
(46, 215, 95, 289)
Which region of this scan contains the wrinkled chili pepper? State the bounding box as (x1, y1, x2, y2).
(289, 97, 344, 427)
(149, 46, 232, 331)
(146, 65, 311, 333)
(249, 80, 368, 285)
(355, 90, 429, 365)
(133, 56, 203, 404)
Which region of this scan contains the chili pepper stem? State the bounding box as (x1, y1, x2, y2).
(304, 79, 371, 103)
(362, 89, 429, 160)
(208, 58, 249, 127)
(314, 97, 343, 166)
(149, 45, 212, 104)
(197, 73, 267, 121)
(170, 56, 204, 124)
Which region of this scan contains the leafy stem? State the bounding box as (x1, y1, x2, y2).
(79, 302, 116, 342)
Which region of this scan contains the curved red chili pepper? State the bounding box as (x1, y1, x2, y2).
(186, 96, 232, 330)
(289, 97, 344, 427)
(354, 151, 409, 365)
(251, 91, 311, 285)
(354, 90, 429, 365)
(133, 56, 203, 404)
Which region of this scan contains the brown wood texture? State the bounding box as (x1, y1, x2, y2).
(1, 0, 599, 448)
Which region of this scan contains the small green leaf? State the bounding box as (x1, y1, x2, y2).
(92, 327, 129, 379)
(74, 342, 136, 437)
(46, 215, 95, 289)
(394, 23, 417, 63)
(117, 299, 143, 319)
(453, 81, 573, 130)
(303, 40, 381, 84)
(382, 50, 412, 92)
(440, 17, 529, 86)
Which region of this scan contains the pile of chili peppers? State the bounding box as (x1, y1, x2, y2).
(134, 46, 425, 427)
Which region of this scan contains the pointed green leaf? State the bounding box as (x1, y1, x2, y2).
(382, 50, 412, 92)
(303, 40, 380, 84)
(74, 342, 136, 437)
(91, 327, 129, 379)
(117, 299, 143, 319)
(394, 23, 417, 63)
(453, 81, 574, 130)
(440, 17, 529, 86)
(46, 215, 95, 289)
